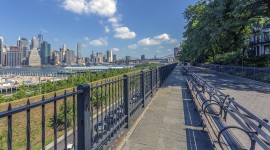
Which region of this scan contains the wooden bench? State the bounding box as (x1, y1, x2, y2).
(187, 73, 270, 150)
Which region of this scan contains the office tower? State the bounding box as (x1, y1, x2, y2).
(41, 41, 51, 65)
(113, 54, 117, 62)
(18, 37, 30, 59)
(38, 33, 43, 49)
(107, 50, 113, 62)
(28, 48, 41, 67)
(77, 43, 81, 59)
(0, 36, 3, 66)
(95, 52, 103, 63)
(6, 46, 21, 66)
(63, 44, 67, 54)
(31, 37, 39, 49)
(126, 56, 130, 64)
(65, 49, 75, 65)
(52, 51, 60, 65)
(141, 55, 145, 60)
(90, 50, 95, 62)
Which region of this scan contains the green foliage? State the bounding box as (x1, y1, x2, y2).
(135, 63, 163, 69)
(49, 102, 73, 131)
(180, 0, 270, 64)
(1, 68, 133, 102)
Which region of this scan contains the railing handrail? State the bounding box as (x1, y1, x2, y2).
(0, 90, 82, 118)
(190, 72, 270, 149)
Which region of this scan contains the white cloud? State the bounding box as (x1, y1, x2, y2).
(104, 26, 110, 33)
(167, 49, 172, 51)
(154, 33, 170, 41)
(138, 33, 177, 46)
(111, 48, 120, 51)
(54, 38, 59, 42)
(89, 37, 108, 46)
(62, 0, 116, 17)
(128, 44, 138, 49)
(86, 0, 116, 17)
(114, 27, 136, 39)
(138, 38, 160, 46)
(62, 0, 86, 14)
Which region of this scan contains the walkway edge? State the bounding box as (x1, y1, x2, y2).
(115, 90, 160, 150)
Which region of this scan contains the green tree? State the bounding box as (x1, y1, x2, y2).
(180, 0, 270, 64)
(49, 102, 73, 131)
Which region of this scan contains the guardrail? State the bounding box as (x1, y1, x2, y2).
(0, 63, 177, 150)
(185, 70, 270, 150)
(198, 64, 270, 83)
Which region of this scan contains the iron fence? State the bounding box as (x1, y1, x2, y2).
(200, 64, 270, 83)
(0, 63, 177, 150)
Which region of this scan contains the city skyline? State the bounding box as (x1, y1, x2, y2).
(0, 0, 198, 58)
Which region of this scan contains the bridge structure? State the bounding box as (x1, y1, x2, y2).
(1, 63, 269, 150)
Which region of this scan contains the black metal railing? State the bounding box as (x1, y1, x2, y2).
(0, 63, 177, 150)
(187, 72, 270, 149)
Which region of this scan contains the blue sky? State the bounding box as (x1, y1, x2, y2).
(0, 0, 198, 59)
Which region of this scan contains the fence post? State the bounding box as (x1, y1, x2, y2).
(140, 71, 145, 108)
(77, 84, 91, 150)
(156, 68, 158, 89)
(123, 74, 130, 128)
(150, 69, 153, 96)
(159, 67, 162, 86)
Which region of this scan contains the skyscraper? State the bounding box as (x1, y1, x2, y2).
(113, 54, 117, 62)
(77, 43, 81, 59)
(28, 48, 41, 67)
(31, 37, 39, 49)
(38, 33, 43, 49)
(141, 55, 145, 60)
(65, 49, 75, 65)
(18, 37, 30, 59)
(107, 50, 113, 62)
(0, 36, 3, 66)
(6, 46, 21, 66)
(41, 41, 51, 65)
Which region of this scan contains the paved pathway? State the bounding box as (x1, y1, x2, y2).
(190, 67, 270, 121)
(120, 65, 213, 150)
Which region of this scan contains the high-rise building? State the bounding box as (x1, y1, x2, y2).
(6, 46, 21, 66)
(63, 44, 67, 54)
(95, 52, 103, 63)
(65, 49, 75, 65)
(18, 37, 30, 59)
(90, 50, 95, 62)
(37, 33, 43, 49)
(113, 54, 117, 62)
(28, 48, 41, 67)
(77, 43, 81, 59)
(0, 36, 3, 66)
(107, 50, 113, 62)
(141, 55, 145, 60)
(126, 56, 130, 64)
(41, 41, 51, 65)
(52, 51, 60, 65)
(31, 37, 39, 50)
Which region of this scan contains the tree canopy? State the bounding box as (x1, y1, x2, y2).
(180, 0, 270, 63)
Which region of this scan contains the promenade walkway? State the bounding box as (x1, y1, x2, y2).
(119, 65, 213, 150)
(191, 67, 270, 121)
